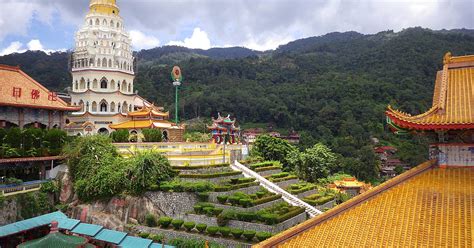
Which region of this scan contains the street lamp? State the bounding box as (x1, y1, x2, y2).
(171, 66, 183, 125)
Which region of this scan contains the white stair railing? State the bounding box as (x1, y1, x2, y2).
(231, 161, 322, 217)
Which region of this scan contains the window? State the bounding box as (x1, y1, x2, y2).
(110, 102, 116, 112)
(93, 79, 98, 89)
(100, 78, 107, 89)
(100, 101, 107, 112)
(91, 102, 97, 112)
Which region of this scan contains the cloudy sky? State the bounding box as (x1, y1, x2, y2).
(0, 0, 472, 55)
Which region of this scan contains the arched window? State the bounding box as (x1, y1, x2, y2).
(90, 58, 94, 66)
(118, 103, 121, 113)
(110, 20, 114, 27)
(110, 102, 116, 112)
(87, 80, 90, 89)
(95, 19, 100, 25)
(117, 81, 121, 90)
(91, 101, 97, 112)
(103, 19, 107, 26)
(79, 78, 86, 89)
(79, 100, 84, 112)
(102, 58, 107, 67)
(97, 58, 101, 67)
(129, 105, 132, 112)
(108, 59, 112, 68)
(92, 79, 98, 89)
(110, 80, 115, 90)
(117, 22, 120, 28)
(122, 81, 127, 91)
(128, 84, 131, 92)
(74, 81, 78, 90)
(123, 101, 128, 113)
(100, 78, 107, 89)
(89, 19, 92, 26)
(100, 100, 108, 112)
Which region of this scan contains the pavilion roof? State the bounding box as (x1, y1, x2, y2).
(127, 106, 169, 118)
(386, 53, 474, 131)
(255, 160, 473, 247)
(0, 64, 80, 111)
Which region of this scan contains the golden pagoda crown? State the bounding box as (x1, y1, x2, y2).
(89, 0, 119, 15)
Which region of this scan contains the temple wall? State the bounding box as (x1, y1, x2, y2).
(437, 144, 474, 167)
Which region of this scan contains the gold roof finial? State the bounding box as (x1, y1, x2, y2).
(443, 52, 452, 65)
(89, 0, 119, 15)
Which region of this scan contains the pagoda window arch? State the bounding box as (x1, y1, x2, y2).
(110, 102, 116, 112)
(95, 19, 100, 25)
(103, 19, 107, 26)
(89, 19, 92, 26)
(89, 58, 94, 66)
(108, 59, 112, 68)
(87, 80, 90, 89)
(123, 101, 128, 113)
(117, 81, 121, 90)
(92, 79, 98, 89)
(79, 100, 84, 112)
(102, 58, 107, 68)
(122, 81, 127, 91)
(129, 105, 132, 112)
(110, 20, 114, 27)
(79, 78, 86, 89)
(100, 78, 108, 89)
(99, 100, 108, 112)
(110, 80, 115, 90)
(91, 101, 97, 112)
(86, 102, 90, 112)
(128, 84, 131, 93)
(97, 58, 100, 67)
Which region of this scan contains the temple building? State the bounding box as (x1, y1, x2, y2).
(208, 113, 240, 144)
(254, 53, 473, 247)
(109, 106, 184, 141)
(67, 0, 150, 135)
(0, 64, 79, 129)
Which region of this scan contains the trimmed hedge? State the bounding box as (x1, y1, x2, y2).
(213, 181, 259, 192)
(179, 171, 242, 179)
(239, 198, 253, 207)
(303, 195, 335, 206)
(243, 230, 256, 241)
(196, 223, 207, 233)
(250, 161, 276, 169)
(254, 165, 282, 172)
(172, 163, 229, 170)
(159, 180, 214, 192)
(207, 226, 219, 235)
(256, 231, 272, 241)
(139, 232, 150, 238)
(231, 228, 244, 239)
(217, 195, 228, 204)
(183, 222, 195, 231)
(277, 207, 306, 222)
(219, 226, 231, 237)
(171, 219, 184, 230)
(260, 213, 278, 225)
(268, 175, 298, 183)
(145, 213, 158, 227)
(159, 217, 172, 228)
(269, 172, 290, 179)
(252, 194, 281, 205)
(197, 192, 209, 201)
(287, 184, 316, 194)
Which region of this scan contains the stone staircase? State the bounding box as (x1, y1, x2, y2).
(231, 161, 322, 217)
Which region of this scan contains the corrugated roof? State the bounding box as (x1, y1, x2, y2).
(255, 161, 474, 247)
(119, 236, 153, 248)
(386, 53, 474, 130)
(150, 243, 175, 248)
(57, 218, 81, 231)
(71, 223, 103, 236)
(0, 211, 67, 237)
(94, 229, 127, 244)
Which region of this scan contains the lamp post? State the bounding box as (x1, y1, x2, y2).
(171, 66, 183, 125)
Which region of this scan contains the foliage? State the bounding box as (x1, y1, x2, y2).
(159, 216, 173, 228)
(159, 179, 214, 192)
(287, 143, 337, 182)
(231, 228, 244, 239)
(149, 234, 164, 242)
(138, 232, 150, 238)
(168, 237, 225, 248)
(196, 223, 207, 233)
(183, 221, 195, 231)
(217, 195, 228, 204)
(178, 171, 241, 179)
(43, 129, 67, 155)
(171, 219, 184, 229)
(256, 231, 273, 241)
(142, 128, 163, 142)
(207, 226, 219, 235)
(17, 192, 53, 219)
(110, 129, 130, 143)
(145, 213, 158, 227)
(243, 230, 256, 241)
(0, 128, 67, 158)
(219, 226, 231, 237)
(253, 135, 297, 168)
(197, 192, 209, 201)
(183, 131, 211, 142)
(40, 180, 59, 193)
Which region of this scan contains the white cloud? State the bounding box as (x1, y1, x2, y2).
(27, 39, 44, 51)
(0, 41, 25, 56)
(167, 28, 212, 50)
(129, 30, 160, 50)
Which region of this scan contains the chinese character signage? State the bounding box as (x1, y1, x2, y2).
(31, 89, 40, 100)
(48, 92, 57, 101)
(12, 87, 21, 98)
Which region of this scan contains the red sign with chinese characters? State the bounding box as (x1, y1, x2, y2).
(48, 92, 57, 101)
(12, 87, 21, 98)
(31, 89, 40, 100)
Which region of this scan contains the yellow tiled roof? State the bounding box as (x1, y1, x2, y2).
(386, 53, 474, 130)
(109, 120, 153, 129)
(255, 161, 473, 247)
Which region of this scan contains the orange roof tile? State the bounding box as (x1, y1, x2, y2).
(255, 161, 473, 247)
(0, 65, 79, 111)
(109, 120, 153, 129)
(386, 53, 474, 130)
(127, 106, 169, 118)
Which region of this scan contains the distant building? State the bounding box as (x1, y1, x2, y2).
(208, 113, 240, 144)
(0, 64, 79, 129)
(242, 128, 300, 144)
(328, 177, 370, 197)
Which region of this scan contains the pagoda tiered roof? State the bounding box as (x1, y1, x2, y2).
(386, 53, 474, 131)
(127, 105, 169, 118)
(0, 64, 80, 111)
(255, 160, 473, 247)
(109, 106, 181, 130)
(208, 113, 240, 130)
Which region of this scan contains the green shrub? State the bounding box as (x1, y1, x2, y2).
(256, 191, 265, 198)
(277, 207, 306, 222)
(196, 223, 207, 233)
(228, 196, 241, 205)
(145, 213, 158, 227)
(183, 221, 195, 231)
(214, 185, 231, 192)
(239, 198, 253, 207)
(179, 171, 242, 179)
(230, 178, 239, 184)
(217, 195, 228, 204)
(250, 161, 276, 169)
(203, 207, 215, 216)
(252, 194, 281, 205)
(254, 166, 282, 172)
(207, 226, 219, 235)
(148, 184, 160, 191)
(197, 192, 209, 201)
(194, 205, 203, 214)
(243, 230, 256, 241)
(219, 227, 231, 237)
(171, 163, 229, 170)
(159, 184, 173, 191)
(260, 213, 278, 225)
(236, 212, 256, 222)
(138, 232, 150, 238)
(142, 128, 163, 142)
(149, 234, 164, 242)
(40, 180, 59, 193)
(110, 129, 129, 143)
(269, 175, 298, 183)
(171, 219, 184, 230)
(216, 214, 229, 226)
(269, 172, 289, 179)
(213, 208, 224, 216)
(159, 216, 172, 228)
(231, 228, 244, 239)
(256, 231, 272, 241)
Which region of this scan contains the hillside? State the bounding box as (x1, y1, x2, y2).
(1, 27, 474, 167)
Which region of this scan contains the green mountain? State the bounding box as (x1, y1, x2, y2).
(1, 27, 473, 166)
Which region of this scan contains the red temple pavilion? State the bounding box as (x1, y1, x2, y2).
(208, 113, 240, 144)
